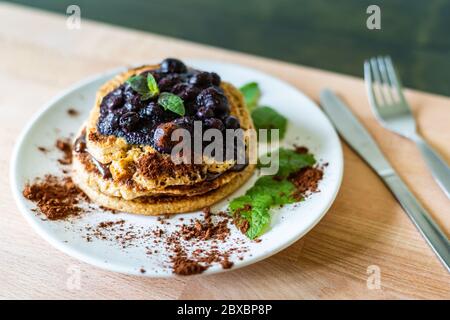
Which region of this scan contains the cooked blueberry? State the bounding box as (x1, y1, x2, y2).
(173, 116, 192, 125)
(103, 91, 123, 110)
(189, 72, 212, 87)
(124, 96, 143, 111)
(209, 72, 221, 86)
(140, 70, 163, 82)
(224, 116, 240, 129)
(160, 58, 187, 73)
(140, 102, 164, 119)
(158, 74, 182, 91)
(172, 83, 200, 101)
(99, 113, 120, 133)
(196, 87, 229, 117)
(204, 118, 225, 131)
(123, 84, 136, 101)
(153, 122, 179, 153)
(119, 112, 140, 132)
(173, 116, 194, 131)
(196, 106, 214, 119)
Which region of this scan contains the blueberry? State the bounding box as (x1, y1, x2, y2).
(158, 74, 182, 92)
(153, 122, 179, 153)
(99, 113, 120, 134)
(172, 83, 200, 101)
(160, 58, 187, 74)
(140, 102, 164, 120)
(204, 118, 225, 131)
(103, 91, 123, 110)
(123, 84, 136, 101)
(214, 103, 230, 119)
(141, 70, 163, 82)
(173, 116, 195, 131)
(196, 106, 214, 119)
(189, 72, 212, 87)
(119, 112, 140, 132)
(224, 116, 240, 129)
(124, 95, 143, 111)
(209, 72, 221, 86)
(196, 87, 229, 117)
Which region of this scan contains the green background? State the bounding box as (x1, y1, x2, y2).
(6, 0, 450, 96)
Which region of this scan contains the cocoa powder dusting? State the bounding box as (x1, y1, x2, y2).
(294, 145, 309, 154)
(289, 166, 324, 200)
(23, 175, 87, 220)
(164, 207, 243, 275)
(56, 139, 72, 165)
(67, 108, 79, 117)
(179, 207, 230, 241)
(24, 134, 256, 275)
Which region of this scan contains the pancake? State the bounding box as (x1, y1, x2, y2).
(71, 59, 255, 215)
(72, 155, 255, 215)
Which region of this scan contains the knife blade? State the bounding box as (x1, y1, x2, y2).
(320, 89, 450, 272)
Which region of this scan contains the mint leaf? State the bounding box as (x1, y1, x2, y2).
(251, 176, 297, 205)
(258, 148, 315, 178)
(229, 194, 272, 239)
(158, 92, 185, 116)
(127, 75, 148, 95)
(229, 176, 296, 239)
(229, 195, 252, 212)
(146, 73, 159, 97)
(230, 147, 317, 239)
(251, 106, 287, 142)
(245, 205, 271, 239)
(276, 148, 315, 177)
(126, 74, 159, 101)
(239, 82, 261, 111)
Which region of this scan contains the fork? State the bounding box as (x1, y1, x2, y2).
(364, 56, 450, 199)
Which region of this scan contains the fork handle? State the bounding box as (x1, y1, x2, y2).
(383, 174, 450, 272)
(413, 135, 450, 199)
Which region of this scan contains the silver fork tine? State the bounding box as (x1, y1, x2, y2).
(365, 56, 450, 200)
(364, 61, 378, 111)
(376, 56, 395, 104)
(384, 56, 406, 104)
(369, 58, 386, 106)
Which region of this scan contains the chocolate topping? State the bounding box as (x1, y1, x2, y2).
(90, 156, 112, 179)
(74, 130, 112, 179)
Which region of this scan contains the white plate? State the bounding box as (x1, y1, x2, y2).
(10, 59, 343, 277)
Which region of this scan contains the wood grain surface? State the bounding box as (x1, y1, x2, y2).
(0, 3, 448, 299)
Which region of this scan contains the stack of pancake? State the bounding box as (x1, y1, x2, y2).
(72, 62, 255, 215)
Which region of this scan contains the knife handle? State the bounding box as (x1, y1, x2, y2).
(383, 174, 450, 272)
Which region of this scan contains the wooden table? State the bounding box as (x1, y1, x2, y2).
(0, 3, 449, 299)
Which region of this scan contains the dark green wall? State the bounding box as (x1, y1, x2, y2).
(5, 0, 450, 96)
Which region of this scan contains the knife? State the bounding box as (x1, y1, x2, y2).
(320, 89, 450, 272)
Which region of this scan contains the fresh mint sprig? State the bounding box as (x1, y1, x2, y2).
(239, 82, 261, 112)
(126, 73, 159, 101)
(239, 82, 288, 142)
(229, 148, 316, 239)
(158, 92, 185, 116)
(251, 106, 287, 142)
